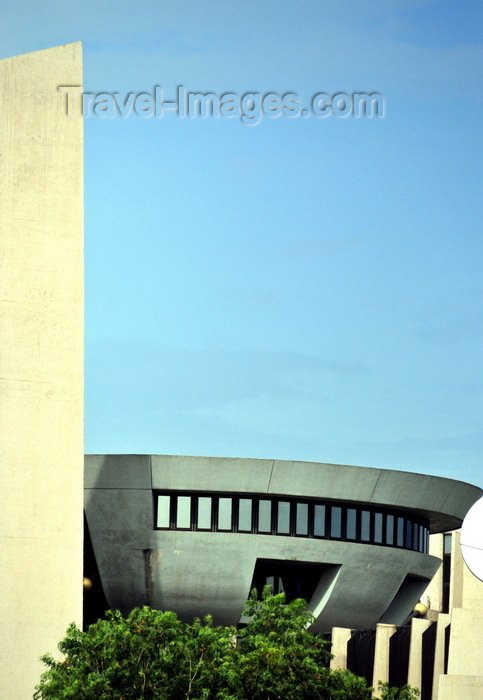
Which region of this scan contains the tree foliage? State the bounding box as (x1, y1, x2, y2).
(34, 588, 417, 700)
(377, 682, 420, 700)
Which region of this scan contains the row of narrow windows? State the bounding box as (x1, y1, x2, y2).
(155, 492, 429, 553)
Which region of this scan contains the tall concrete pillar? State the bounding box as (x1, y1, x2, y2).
(0, 43, 84, 699)
(329, 627, 352, 671)
(371, 623, 396, 694)
(424, 533, 444, 613)
(431, 613, 451, 700)
(407, 617, 432, 691)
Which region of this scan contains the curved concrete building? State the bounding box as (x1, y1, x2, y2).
(84, 455, 482, 632)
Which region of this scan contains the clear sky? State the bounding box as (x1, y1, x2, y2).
(2, 1, 482, 487)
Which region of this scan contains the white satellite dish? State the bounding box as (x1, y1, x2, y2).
(460, 496, 483, 582)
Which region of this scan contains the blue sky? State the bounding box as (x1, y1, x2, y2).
(2, 1, 482, 487)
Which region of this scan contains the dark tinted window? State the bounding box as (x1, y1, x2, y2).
(296, 503, 308, 535)
(277, 501, 291, 534)
(331, 507, 342, 538)
(197, 497, 212, 529)
(238, 498, 252, 531)
(347, 509, 357, 539)
(361, 511, 371, 541)
(314, 505, 326, 537)
(176, 496, 191, 529)
(258, 500, 272, 533)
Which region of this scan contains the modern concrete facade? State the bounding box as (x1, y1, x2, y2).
(0, 44, 84, 699)
(84, 455, 481, 633)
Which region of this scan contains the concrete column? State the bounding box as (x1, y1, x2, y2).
(372, 623, 396, 693)
(330, 627, 352, 670)
(449, 530, 464, 610)
(423, 534, 444, 613)
(431, 613, 451, 700)
(0, 43, 84, 699)
(407, 617, 432, 691)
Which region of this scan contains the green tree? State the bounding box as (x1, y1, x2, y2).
(238, 587, 370, 699)
(34, 607, 240, 699)
(35, 589, 412, 700)
(377, 682, 420, 700)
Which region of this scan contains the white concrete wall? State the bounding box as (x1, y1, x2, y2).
(446, 608, 483, 678)
(438, 674, 483, 700)
(0, 43, 84, 699)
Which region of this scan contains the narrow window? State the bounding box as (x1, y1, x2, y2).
(197, 497, 212, 529)
(443, 533, 452, 613)
(277, 501, 291, 534)
(397, 517, 404, 547)
(386, 514, 394, 545)
(238, 498, 252, 532)
(218, 497, 232, 530)
(346, 509, 357, 540)
(296, 503, 308, 535)
(258, 500, 272, 533)
(444, 532, 452, 555)
(157, 495, 171, 528)
(406, 520, 412, 549)
(176, 496, 191, 529)
(314, 505, 326, 537)
(418, 526, 423, 552)
(330, 507, 342, 538)
(374, 513, 383, 543)
(413, 522, 419, 551)
(361, 510, 371, 541)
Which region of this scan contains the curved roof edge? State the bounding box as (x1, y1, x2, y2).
(84, 454, 483, 534)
